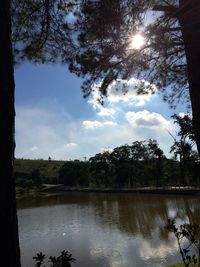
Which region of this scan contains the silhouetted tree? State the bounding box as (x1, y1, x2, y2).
(1, 1, 72, 265)
(59, 160, 89, 187)
(110, 145, 133, 187)
(0, 1, 21, 266)
(89, 152, 115, 187)
(11, 0, 73, 64)
(170, 114, 195, 185)
(147, 139, 164, 187)
(129, 141, 147, 161)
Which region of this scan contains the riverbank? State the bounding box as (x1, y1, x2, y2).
(39, 184, 200, 195)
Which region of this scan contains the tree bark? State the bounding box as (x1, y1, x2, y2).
(178, 0, 200, 155)
(0, 1, 21, 266)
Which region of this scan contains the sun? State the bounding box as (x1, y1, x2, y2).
(129, 33, 145, 50)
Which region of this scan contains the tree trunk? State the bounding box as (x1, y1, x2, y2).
(0, 1, 21, 266)
(179, 0, 200, 155)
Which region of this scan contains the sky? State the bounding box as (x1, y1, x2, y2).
(14, 62, 186, 160)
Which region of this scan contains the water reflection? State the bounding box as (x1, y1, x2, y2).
(17, 193, 200, 267)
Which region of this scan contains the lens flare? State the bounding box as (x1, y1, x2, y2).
(129, 33, 145, 50)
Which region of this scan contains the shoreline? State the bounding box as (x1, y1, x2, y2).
(39, 185, 200, 195)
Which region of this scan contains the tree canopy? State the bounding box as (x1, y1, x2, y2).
(65, 0, 188, 105)
(11, 0, 76, 64)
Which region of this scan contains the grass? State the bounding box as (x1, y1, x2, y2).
(14, 158, 65, 182)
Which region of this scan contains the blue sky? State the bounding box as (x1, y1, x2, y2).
(14, 62, 186, 160)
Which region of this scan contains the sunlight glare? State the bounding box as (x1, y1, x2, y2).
(129, 33, 145, 50)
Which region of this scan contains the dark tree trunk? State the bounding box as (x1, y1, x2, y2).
(179, 0, 200, 155)
(0, 1, 21, 266)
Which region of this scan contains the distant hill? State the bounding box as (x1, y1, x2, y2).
(14, 158, 65, 184)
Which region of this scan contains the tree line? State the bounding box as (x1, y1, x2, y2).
(15, 140, 200, 189)
(58, 140, 199, 189)
(15, 114, 200, 189)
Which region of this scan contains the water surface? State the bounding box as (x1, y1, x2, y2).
(17, 192, 200, 267)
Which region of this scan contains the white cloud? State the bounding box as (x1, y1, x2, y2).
(89, 78, 156, 115)
(178, 112, 191, 118)
(88, 90, 116, 118)
(103, 121, 118, 126)
(126, 110, 171, 130)
(30, 146, 39, 151)
(82, 120, 118, 129)
(178, 112, 186, 118)
(15, 103, 176, 160)
(107, 78, 156, 105)
(65, 142, 78, 148)
(100, 147, 113, 153)
(97, 107, 116, 117)
(16, 105, 122, 160)
(82, 120, 103, 129)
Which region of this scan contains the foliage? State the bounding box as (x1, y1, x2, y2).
(88, 139, 165, 188)
(33, 250, 75, 267)
(170, 114, 199, 185)
(14, 159, 64, 187)
(58, 160, 90, 186)
(89, 151, 115, 187)
(11, 0, 74, 64)
(11, 1, 199, 109)
(64, 0, 189, 107)
(167, 219, 200, 267)
(172, 114, 195, 142)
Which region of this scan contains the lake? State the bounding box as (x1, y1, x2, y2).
(17, 192, 200, 267)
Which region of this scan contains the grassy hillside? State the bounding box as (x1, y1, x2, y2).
(14, 158, 65, 184)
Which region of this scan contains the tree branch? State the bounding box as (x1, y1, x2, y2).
(152, 5, 177, 14)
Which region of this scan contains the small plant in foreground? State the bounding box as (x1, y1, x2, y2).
(33, 250, 75, 267)
(167, 219, 200, 267)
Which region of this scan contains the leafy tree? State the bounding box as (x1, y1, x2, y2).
(167, 219, 200, 267)
(59, 160, 89, 187)
(187, 151, 200, 186)
(11, 0, 73, 63)
(1, 1, 73, 265)
(66, 0, 200, 155)
(147, 139, 165, 187)
(110, 145, 132, 187)
(33, 250, 75, 267)
(89, 151, 115, 187)
(129, 141, 148, 161)
(89, 141, 166, 188)
(163, 158, 181, 186)
(170, 114, 195, 185)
